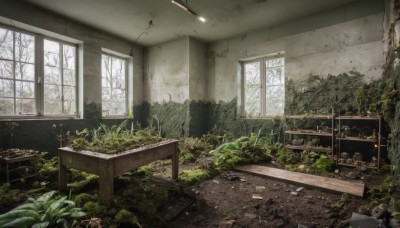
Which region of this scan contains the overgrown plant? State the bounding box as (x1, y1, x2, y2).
(71, 121, 162, 154)
(209, 133, 272, 172)
(0, 191, 86, 228)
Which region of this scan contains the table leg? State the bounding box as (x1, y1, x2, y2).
(99, 160, 114, 206)
(59, 161, 68, 192)
(172, 143, 179, 180)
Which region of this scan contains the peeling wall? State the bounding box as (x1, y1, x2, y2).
(208, 0, 385, 103)
(144, 37, 189, 104)
(0, 1, 144, 154)
(206, 0, 385, 137)
(144, 37, 209, 137)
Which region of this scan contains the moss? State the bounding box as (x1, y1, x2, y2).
(70, 121, 162, 154)
(0, 183, 27, 211)
(314, 155, 334, 173)
(83, 201, 108, 216)
(73, 193, 96, 207)
(68, 170, 99, 192)
(179, 169, 211, 185)
(114, 209, 140, 227)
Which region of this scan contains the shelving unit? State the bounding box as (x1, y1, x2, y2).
(284, 114, 335, 157)
(0, 150, 37, 182)
(336, 115, 382, 169)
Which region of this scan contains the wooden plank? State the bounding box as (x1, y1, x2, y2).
(235, 165, 365, 197)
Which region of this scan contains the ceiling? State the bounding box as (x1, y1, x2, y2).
(25, 0, 360, 46)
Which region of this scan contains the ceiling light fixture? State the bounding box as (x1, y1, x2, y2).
(171, 0, 206, 23)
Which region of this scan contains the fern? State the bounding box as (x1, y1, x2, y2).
(0, 191, 86, 228)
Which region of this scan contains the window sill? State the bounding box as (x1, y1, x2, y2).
(102, 116, 131, 120)
(0, 116, 80, 121)
(237, 116, 283, 120)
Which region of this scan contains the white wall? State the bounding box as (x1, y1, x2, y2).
(189, 37, 208, 101)
(144, 37, 189, 104)
(208, 1, 385, 103)
(144, 36, 209, 104)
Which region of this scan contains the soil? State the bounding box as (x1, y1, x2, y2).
(167, 163, 384, 228)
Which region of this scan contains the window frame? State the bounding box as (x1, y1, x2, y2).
(239, 54, 285, 118)
(42, 37, 79, 117)
(0, 23, 81, 119)
(0, 26, 37, 116)
(101, 52, 129, 118)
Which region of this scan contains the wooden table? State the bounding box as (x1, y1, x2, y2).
(59, 139, 179, 206)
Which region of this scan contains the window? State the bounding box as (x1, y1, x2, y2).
(241, 56, 285, 117)
(0, 28, 35, 115)
(44, 39, 77, 115)
(101, 53, 127, 117)
(0, 25, 79, 117)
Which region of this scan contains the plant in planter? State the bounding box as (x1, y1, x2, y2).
(59, 121, 179, 206)
(70, 121, 162, 154)
(0, 190, 86, 228)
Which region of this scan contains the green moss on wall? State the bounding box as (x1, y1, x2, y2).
(285, 71, 385, 116)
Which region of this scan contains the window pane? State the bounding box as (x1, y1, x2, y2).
(63, 45, 76, 70)
(265, 58, 284, 116)
(16, 81, 34, 98)
(64, 101, 76, 115)
(0, 79, 14, 97)
(266, 68, 284, 86)
(63, 85, 75, 101)
(44, 84, 61, 100)
(44, 40, 60, 67)
(266, 85, 284, 116)
(102, 54, 126, 116)
(244, 62, 261, 117)
(44, 100, 62, 114)
(15, 32, 35, 63)
(0, 60, 13, 79)
(0, 28, 13, 60)
(0, 98, 14, 114)
(16, 63, 35, 81)
(44, 40, 77, 115)
(16, 98, 35, 114)
(267, 57, 284, 67)
(44, 66, 61, 84)
(63, 69, 75, 85)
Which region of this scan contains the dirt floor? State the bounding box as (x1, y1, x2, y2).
(167, 163, 384, 228)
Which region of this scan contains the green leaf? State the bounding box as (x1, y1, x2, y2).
(56, 218, 69, 228)
(1, 216, 36, 228)
(32, 221, 50, 228)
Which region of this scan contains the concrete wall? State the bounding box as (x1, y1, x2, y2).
(143, 37, 209, 137)
(189, 37, 208, 101)
(0, 1, 144, 153)
(144, 37, 189, 104)
(208, 0, 385, 104)
(206, 0, 385, 136)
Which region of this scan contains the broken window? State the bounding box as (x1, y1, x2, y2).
(241, 56, 284, 117)
(101, 54, 127, 117)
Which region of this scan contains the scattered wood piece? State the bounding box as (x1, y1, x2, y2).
(235, 165, 365, 197)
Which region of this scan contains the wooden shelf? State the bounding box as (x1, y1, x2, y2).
(285, 130, 332, 137)
(3, 155, 36, 163)
(8, 165, 35, 172)
(8, 174, 36, 183)
(284, 115, 333, 119)
(337, 162, 378, 169)
(336, 115, 380, 120)
(285, 145, 332, 153)
(336, 137, 378, 143)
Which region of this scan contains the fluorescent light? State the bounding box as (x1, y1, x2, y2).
(171, 0, 206, 23)
(197, 16, 206, 23)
